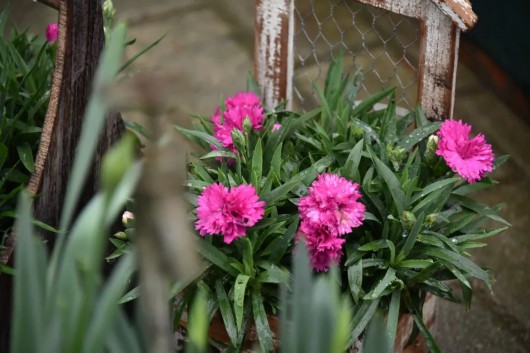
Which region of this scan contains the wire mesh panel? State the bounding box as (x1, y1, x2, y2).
(294, 0, 420, 111)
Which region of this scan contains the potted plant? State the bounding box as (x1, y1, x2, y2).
(115, 55, 509, 353)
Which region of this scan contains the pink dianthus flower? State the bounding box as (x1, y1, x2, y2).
(195, 183, 265, 244)
(298, 173, 365, 235)
(46, 23, 58, 43)
(436, 119, 494, 184)
(298, 222, 345, 272)
(210, 92, 264, 152)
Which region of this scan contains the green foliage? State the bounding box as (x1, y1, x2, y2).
(0, 9, 55, 234)
(169, 55, 509, 351)
(10, 24, 146, 353)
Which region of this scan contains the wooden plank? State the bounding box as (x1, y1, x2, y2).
(357, 0, 424, 19)
(254, 0, 294, 110)
(417, 2, 460, 120)
(28, 0, 124, 231)
(429, 0, 477, 31)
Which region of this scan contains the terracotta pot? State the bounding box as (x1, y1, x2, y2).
(180, 293, 436, 353)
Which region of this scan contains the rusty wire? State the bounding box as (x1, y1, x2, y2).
(293, 0, 420, 111)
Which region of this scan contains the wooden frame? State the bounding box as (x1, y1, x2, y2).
(254, 0, 477, 120)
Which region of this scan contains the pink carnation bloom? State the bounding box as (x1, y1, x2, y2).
(225, 92, 262, 109)
(436, 119, 494, 184)
(46, 23, 58, 43)
(298, 173, 365, 235)
(195, 183, 265, 244)
(298, 222, 345, 272)
(210, 92, 264, 152)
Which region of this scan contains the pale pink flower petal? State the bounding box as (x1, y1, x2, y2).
(436, 119, 494, 184)
(272, 123, 282, 132)
(46, 23, 58, 43)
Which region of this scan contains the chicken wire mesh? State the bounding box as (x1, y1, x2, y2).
(293, 0, 421, 112)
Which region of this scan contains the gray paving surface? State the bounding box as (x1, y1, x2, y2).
(4, 1, 530, 352)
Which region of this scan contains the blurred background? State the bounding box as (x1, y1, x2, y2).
(3, 0, 529, 352)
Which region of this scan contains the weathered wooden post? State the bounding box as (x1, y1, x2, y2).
(0, 0, 123, 349)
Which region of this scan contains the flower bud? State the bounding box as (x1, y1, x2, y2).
(231, 128, 246, 154)
(243, 117, 253, 135)
(122, 211, 135, 226)
(401, 211, 416, 231)
(424, 213, 439, 227)
(425, 135, 439, 165)
(103, 0, 116, 24)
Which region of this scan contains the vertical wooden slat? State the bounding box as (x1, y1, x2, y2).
(29, 0, 124, 231)
(254, 0, 294, 110)
(417, 2, 460, 120)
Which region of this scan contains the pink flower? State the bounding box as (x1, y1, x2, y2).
(272, 123, 282, 132)
(210, 92, 264, 152)
(225, 92, 262, 109)
(298, 173, 365, 235)
(46, 23, 58, 43)
(298, 222, 345, 272)
(195, 183, 265, 244)
(436, 119, 494, 184)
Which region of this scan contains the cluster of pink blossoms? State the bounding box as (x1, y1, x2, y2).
(436, 119, 494, 184)
(211, 92, 265, 153)
(195, 183, 265, 244)
(298, 173, 365, 271)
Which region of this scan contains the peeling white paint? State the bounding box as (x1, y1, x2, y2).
(256, 0, 290, 110)
(429, 0, 477, 31)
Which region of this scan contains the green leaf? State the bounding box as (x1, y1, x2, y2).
(397, 122, 441, 151)
(351, 87, 394, 117)
(399, 212, 425, 258)
(233, 274, 250, 332)
(369, 148, 405, 215)
(16, 142, 34, 173)
(119, 33, 166, 73)
(347, 260, 363, 303)
(343, 139, 363, 181)
(82, 253, 136, 353)
(452, 226, 509, 244)
(410, 177, 460, 204)
(450, 194, 510, 226)
(257, 263, 290, 284)
(200, 150, 237, 160)
(422, 248, 491, 283)
(364, 268, 396, 300)
(386, 291, 401, 353)
(215, 280, 238, 347)
(196, 239, 239, 277)
(411, 313, 441, 353)
(347, 299, 380, 347)
(251, 138, 263, 190)
(252, 288, 274, 353)
(0, 143, 8, 170)
(358, 240, 388, 252)
(175, 126, 224, 150)
(12, 191, 47, 353)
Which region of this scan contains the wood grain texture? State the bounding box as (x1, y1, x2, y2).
(429, 0, 477, 31)
(417, 2, 460, 120)
(254, 0, 294, 110)
(28, 0, 124, 232)
(358, 0, 424, 19)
